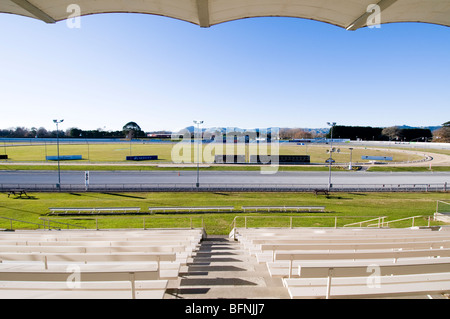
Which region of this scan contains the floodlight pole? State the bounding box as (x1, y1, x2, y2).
(53, 119, 64, 190)
(194, 120, 203, 188)
(349, 147, 353, 170)
(327, 122, 336, 191)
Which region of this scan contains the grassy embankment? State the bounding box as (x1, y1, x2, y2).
(1, 192, 448, 234)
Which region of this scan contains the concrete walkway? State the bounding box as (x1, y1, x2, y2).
(165, 236, 289, 299)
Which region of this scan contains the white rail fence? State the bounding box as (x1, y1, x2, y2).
(0, 182, 448, 192)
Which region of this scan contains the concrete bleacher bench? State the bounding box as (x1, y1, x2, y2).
(0, 280, 168, 299)
(256, 240, 450, 263)
(48, 207, 141, 215)
(233, 227, 450, 298)
(148, 206, 234, 213)
(0, 252, 180, 276)
(267, 255, 450, 278)
(284, 271, 450, 299)
(235, 229, 450, 251)
(0, 263, 166, 299)
(241, 206, 326, 212)
(282, 259, 450, 299)
(0, 228, 205, 299)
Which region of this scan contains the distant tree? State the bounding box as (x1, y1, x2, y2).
(36, 127, 49, 138)
(382, 126, 401, 141)
(30, 127, 37, 137)
(122, 122, 144, 139)
(280, 128, 313, 139)
(401, 128, 432, 141)
(433, 121, 450, 143)
(66, 127, 83, 138)
(14, 127, 29, 138)
(327, 126, 383, 140)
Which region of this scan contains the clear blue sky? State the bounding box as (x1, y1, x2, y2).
(0, 12, 449, 133)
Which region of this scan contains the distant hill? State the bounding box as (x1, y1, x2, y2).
(172, 125, 441, 135)
(395, 125, 441, 132)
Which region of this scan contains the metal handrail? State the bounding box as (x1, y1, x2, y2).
(343, 216, 387, 228)
(39, 217, 88, 230)
(379, 215, 426, 228)
(49, 215, 205, 231)
(230, 215, 384, 231)
(0, 216, 45, 230)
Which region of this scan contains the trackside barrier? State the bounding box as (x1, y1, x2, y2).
(0, 183, 448, 192)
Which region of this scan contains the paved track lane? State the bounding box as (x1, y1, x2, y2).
(0, 171, 448, 186)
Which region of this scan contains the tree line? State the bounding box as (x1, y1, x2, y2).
(325, 125, 439, 142)
(0, 122, 146, 139)
(1, 122, 448, 142)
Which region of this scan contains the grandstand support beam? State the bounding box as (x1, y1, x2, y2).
(9, 0, 55, 23)
(196, 0, 210, 28)
(346, 0, 398, 30)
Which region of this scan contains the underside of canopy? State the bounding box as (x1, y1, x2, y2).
(2, 0, 450, 30)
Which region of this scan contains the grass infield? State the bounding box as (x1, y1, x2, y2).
(1, 191, 448, 234)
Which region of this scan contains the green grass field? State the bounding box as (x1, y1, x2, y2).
(1, 142, 425, 164)
(1, 191, 448, 234)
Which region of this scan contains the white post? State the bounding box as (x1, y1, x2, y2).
(130, 273, 136, 299)
(289, 258, 293, 279)
(326, 268, 334, 299)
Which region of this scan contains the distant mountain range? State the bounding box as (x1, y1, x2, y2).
(173, 125, 441, 134)
(395, 125, 441, 132)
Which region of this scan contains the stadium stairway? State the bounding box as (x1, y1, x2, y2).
(165, 236, 290, 299)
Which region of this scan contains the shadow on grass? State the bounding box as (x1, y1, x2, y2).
(324, 195, 353, 200)
(103, 192, 147, 200)
(0, 205, 41, 215)
(11, 196, 38, 200)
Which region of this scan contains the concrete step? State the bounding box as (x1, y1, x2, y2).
(165, 236, 290, 299)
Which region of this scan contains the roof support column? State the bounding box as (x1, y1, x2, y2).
(9, 0, 55, 23)
(196, 0, 210, 28)
(346, 0, 397, 31)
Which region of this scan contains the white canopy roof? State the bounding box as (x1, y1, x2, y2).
(2, 0, 450, 30)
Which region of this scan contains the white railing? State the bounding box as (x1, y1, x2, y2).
(0, 182, 448, 192)
(343, 216, 387, 228)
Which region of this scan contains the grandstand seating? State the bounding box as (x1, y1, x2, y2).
(233, 226, 450, 299)
(0, 228, 204, 299)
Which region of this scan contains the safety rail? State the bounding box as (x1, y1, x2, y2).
(0, 182, 448, 192)
(229, 215, 437, 239)
(371, 215, 430, 228)
(0, 217, 46, 231)
(39, 217, 88, 230)
(343, 217, 387, 228)
(48, 215, 206, 232)
(229, 215, 385, 237)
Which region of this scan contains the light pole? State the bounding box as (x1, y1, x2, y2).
(193, 120, 203, 188)
(53, 119, 64, 190)
(327, 122, 336, 191)
(349, 147, 353, 170)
